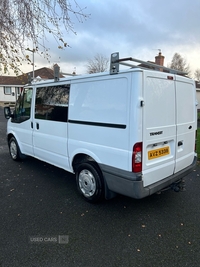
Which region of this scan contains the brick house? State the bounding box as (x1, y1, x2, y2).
(141, 52, 199, 107)
(0, 66, 64, 105)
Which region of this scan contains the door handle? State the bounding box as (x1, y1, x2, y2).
(178, 141, 183, 146)
(36, 122, 39, 130)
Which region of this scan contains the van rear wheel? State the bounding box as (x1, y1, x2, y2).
(76, 162, 104, 203)
(9, 137, 26, 161)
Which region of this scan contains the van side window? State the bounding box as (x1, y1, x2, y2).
(12, 88, 33, 123)
(35, 84, 70, 122)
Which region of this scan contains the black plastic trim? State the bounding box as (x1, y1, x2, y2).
(68, 120, 126, 129)
(99, 156, 197, 199)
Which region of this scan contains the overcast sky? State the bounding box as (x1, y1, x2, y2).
(26, 0, 200, 76)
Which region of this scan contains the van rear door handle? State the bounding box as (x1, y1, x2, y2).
(178, 141, 183, 146)
(36, 122, 39, 130)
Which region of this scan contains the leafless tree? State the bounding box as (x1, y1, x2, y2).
(194, 69, 200, 81)
(168, 53, 191, 76)
(0, 0, 89, 75)
(87, 54, 109, 74)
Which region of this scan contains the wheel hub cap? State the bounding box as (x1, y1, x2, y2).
(10, 141, 17, 159)
(79, 169, 96, 197)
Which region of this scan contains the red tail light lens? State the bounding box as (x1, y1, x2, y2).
(132, 142, 142, 173)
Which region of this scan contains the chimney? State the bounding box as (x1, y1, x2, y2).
(155, 52, 165, 66)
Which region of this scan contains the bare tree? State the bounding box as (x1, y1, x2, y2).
(194, 69, 200, 81)
(0, 0, 89, 75)
(87, 54, 109, 74)
(168, 53, 191, 76)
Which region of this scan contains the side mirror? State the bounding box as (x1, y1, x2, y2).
(4, 106, 13, 119)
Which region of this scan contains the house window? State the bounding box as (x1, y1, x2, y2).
(4, 87, 12, 95)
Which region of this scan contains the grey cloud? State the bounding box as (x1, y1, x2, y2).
(29, 0, 200, 74)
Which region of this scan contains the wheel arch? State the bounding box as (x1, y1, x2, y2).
(7, 133, 26, 160)
(72, 152, 117, 201)
(72, 153, 101, 173)
(7, 132, 16, 144)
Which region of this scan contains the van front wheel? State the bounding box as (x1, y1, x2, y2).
(76, 162, 104, 203)
(9, 137, 26, 161)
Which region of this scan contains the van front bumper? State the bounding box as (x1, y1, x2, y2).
(100, 157, 197, 199)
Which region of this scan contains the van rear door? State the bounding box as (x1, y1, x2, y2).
(142, 73, 196, 187)
(142, 73, 176, 187)
(174, 76, 196, 173)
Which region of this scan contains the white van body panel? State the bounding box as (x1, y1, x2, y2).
(8, 120, 34, 156)
(68, 75, 133, 171)
(174, 76, 196, 173)
(32, 119, 69, 169)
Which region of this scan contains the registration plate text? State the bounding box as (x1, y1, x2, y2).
(148, 146, 170, 160)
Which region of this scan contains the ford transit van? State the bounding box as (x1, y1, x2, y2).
(4, 53, 197, 202)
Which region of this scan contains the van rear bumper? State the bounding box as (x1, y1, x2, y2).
(100, 157, 197, 199)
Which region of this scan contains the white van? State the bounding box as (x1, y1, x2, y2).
(4, 53, 197, 202)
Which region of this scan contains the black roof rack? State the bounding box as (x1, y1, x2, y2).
(110, 52, 188, 76)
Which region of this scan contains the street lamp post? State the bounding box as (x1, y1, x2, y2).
(25, 48, 35, 81)
(32, 49, 35, 80)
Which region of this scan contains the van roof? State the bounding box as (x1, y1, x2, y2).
(25, 67, 143, 87)
(25, 53, 192, 87)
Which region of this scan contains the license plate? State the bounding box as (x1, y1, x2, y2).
(148, 146, 170, 160)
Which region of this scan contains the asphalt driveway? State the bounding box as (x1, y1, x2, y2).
(0, 107, 200, 267)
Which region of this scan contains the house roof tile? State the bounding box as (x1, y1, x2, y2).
(0, 67, 64, 86)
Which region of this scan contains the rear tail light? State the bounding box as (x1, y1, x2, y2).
(132, 142, 142, 173)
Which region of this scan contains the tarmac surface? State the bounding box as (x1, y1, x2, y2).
(0, 107, 200, 267)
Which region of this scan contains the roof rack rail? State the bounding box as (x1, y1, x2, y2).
(110, 52, 188, 76)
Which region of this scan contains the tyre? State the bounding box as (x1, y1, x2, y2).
(9, 137, 26, 161)
(76, 162, 104, 203)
